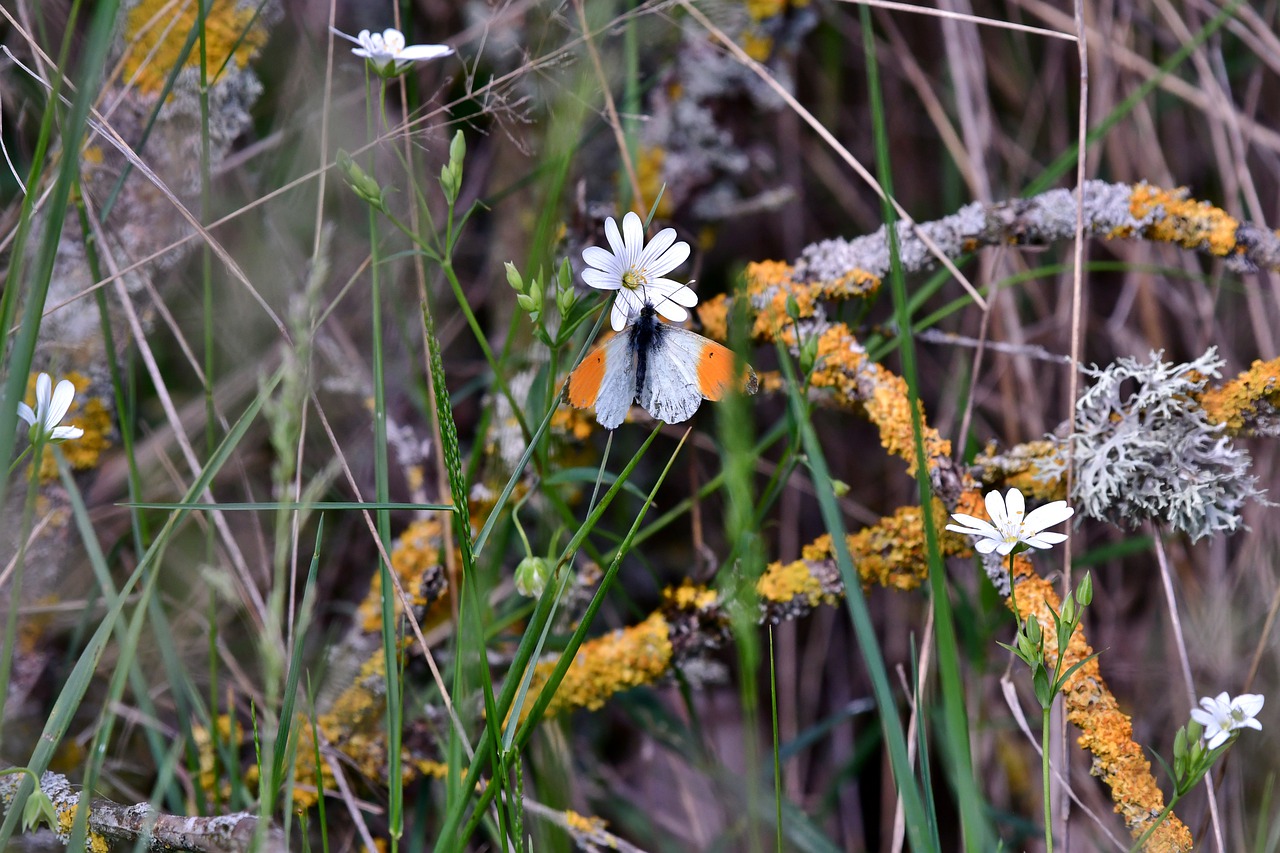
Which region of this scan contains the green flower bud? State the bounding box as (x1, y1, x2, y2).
(337, 149, 386, 210)
(505, 262, 524, 293)
(515, 556, 552, 598)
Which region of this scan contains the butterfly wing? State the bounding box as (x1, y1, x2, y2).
(568, 329, 638, 429)
(639, 325, 756, 424)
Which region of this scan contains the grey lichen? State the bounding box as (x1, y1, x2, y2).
(1037, 348, 1265, 540)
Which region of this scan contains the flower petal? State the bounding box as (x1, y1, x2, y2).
(1004, 487, 1025, 521)
(650, 280, 698, 306)
(1024, 501, 1075, 532)
(47, 379, 75, 428)
(583, 246, 622, 275)
(641, 230, 689, 278)
(398, 44, 453, 61)
(51, 426, 84, 441)
(582, 269, 621, 291)
(1023, 531, 1068, 548)
(603, 216, 625, 258)
(620, 211, 645, 257)
(948, 513, 997, 532)
(653, 300, 688, 323)
(974, 539, 1000, 554)
(1206, 730, 1230, 750)
(35, 373, 52, 415)
(1235, 694, 1265, 716)
(16, 402, 36, 427)
(610, 301, 631, 332)
(1190, 708, 1213, 726)
(984, 490, 1006, 525)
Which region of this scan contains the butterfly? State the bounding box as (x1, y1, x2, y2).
(568, 301, 758, 429)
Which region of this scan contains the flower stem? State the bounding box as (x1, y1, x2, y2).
(1042, 704, 1053, 853)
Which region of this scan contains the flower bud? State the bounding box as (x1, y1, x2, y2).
(514, 556, 552, 598)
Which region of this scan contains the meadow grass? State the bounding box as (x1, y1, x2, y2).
(1, 1, 1279, 851)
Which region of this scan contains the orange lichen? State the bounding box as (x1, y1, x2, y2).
(551, 406, 595, 442)
(634, 146, 675, 220)
(757, 559, 828, 606)
(358, 518, 445, 633)
(1200, 357, 1280, 434)
(1010, 559, 1192, 851)
(121, 0, 269, 96)
(1129, 184, 1241, 258)
(564, 809, 608, 834)
(527, 612, 674, 716)
(970, 441, 1066, 501)
(697, 294, 733, 341)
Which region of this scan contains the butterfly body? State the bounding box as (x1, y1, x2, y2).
(568, 302, 758, 429)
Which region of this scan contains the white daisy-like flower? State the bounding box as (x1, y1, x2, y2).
(332, 27, 453, 76)
(581, 211, 697, 331)
(1191, 692, 1264, 750)
(17, 373, 84, 443)
(945, 488, 1074, 556)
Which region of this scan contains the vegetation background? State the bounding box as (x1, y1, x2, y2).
(0, 0, 1278, 850)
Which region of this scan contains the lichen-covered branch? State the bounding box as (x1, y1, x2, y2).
(1009, 559, 1193, 852)
(0, 770, 285, 853)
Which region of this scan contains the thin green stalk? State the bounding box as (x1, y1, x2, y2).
(774, 343, 931, 849)
(861, 4, 983, 847)
(0, 439, 44, 753)
(0, 0, 114, 538)
(432, 427, 664, 850)
(1043, 705, 1053, 853)
(769, 627, 784, 852)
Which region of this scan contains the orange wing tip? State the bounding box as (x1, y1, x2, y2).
(696, 343, 759, 400)
(568, 352, 607, 409)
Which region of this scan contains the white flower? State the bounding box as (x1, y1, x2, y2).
(581, 211, 697, 331)
(332, 27, 452, 76)
(945, 488, 1074, 556)
(1191, 692, 1264, 749)
(17, 373, 84, 443)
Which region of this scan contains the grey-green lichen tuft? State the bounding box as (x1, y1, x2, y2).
(1038, 348, 1266, 540)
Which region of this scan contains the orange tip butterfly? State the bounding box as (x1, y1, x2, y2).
(568, 301, 759, 429)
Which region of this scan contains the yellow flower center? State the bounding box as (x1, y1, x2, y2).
(621, 269, 645, 290)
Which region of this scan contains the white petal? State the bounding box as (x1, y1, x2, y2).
(1190, 709, 1213, 726)
(1005, 488, 1025, 520)
(649, 243, 691, 279)
(620, 211, 645, 257)
(1023, 531, 1067, 548)
(35, 373, 52, 415)
(582, 268, 622, 291)
(51, 426, 84, 441)
(1212, 692, 1232, 707)
(16, 402, 36, 426)
(603, 216, 625, 258)
(650, 280, 698, 307)
(948, 513, 997, 532)
(47, 379, 76, 428)
(653, 300, 688, 323)
(609, 302, 631, 332)
(329, 27, 362, 46)
(974, 539, 1000, 554)
(1235, 694, 1265, 716)
(984, 490, 1007, 525)
(583, 245, 621, 273)
(995, 540, 1017, 556)
(1240, 718, 1263, 732)
(1024, 501, 1074, 532)
(398, 44, 453, 61)
(640, 226, 677, 262)
(1205, 730, 1230, 750)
